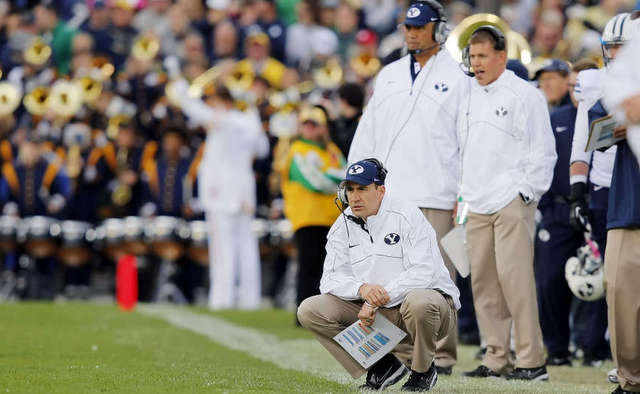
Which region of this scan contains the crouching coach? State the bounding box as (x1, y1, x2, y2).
(297, 159, 460, 392)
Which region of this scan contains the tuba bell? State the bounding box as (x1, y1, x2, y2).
(445, 14, 532, 68)
(0, 82, 22, 117)
(77, 76, 103, 105)
(47, 80, 84, 118)
(131, 35, 160, 62)
(313, 58, 343, 90)
(24, 37, 52, 66)
(350, 53, 381, 80)
(24, 86, 51, 116)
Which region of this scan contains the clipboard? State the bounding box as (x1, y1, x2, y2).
(440, 225, 470, 278)
(586, 115, 622, 152)
(333, 315, 407, 369)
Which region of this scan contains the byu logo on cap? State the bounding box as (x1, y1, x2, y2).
(384, 233, 400, 245)
(407, 7, 421, 17)
(348, 164, 365, 175)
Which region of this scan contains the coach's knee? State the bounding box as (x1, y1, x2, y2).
(401, 289, 441, 322)
(297, 295, 324, 329)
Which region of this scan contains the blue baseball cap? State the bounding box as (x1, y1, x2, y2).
(404, 2, 440, 27)
(345, 160, 384, 185)
(533, 59, 570, 80)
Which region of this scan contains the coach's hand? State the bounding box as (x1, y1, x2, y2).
(358, 284, 390, 307)
(358, 303, 377, 327)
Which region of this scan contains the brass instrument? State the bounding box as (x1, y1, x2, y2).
(225, 64, 255, 94)
(164, 65, 222, 108)
(93, 56, 115, 80)
(131, 35, 160, 62)
(77, 76, 103, 104)
(106, 114, 131, 140)
(66, 144, 83, 179)
(63, 123, 91, 180)
(0, 82, 21, 117)
(112, 148, 133, 207)
(313, 59, 343, 90)
(350, 53, 381, 80)
(47, 80, 84, 118)
(445, 13, 532, 66)
(24, 37, 52, 66)
(23, 86, 50, 116)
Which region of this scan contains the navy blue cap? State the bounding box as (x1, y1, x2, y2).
(533, 58, 570, 80)
(404, 2, 440, 27)
(507, 59, 530, 81)
(345, 160, 384, 185)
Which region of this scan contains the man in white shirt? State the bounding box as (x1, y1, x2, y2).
(177, 82, 270, 310)
(297, 159, 460, 392)
(458, 26, 556, 381)
(349, 0, 471, 372)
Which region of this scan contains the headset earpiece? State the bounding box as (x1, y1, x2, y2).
(362, 158, 388, 184)
(410, 0, 448, 44)
(337, 181, 349, 206)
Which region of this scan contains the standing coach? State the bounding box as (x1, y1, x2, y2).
(457, 25, 557, 381)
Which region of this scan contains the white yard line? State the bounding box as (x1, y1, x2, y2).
(137, 304, 351, 385)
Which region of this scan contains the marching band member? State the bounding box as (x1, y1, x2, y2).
(176, 79, 269, 309)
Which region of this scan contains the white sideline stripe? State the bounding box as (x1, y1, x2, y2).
(138, 304, 351, 385)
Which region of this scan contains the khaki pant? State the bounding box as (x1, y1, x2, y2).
(297, 289, 456, 378)
(604, 228, 640, 392)
(420, 208, 457, 368)
(465, 197, 545, 372)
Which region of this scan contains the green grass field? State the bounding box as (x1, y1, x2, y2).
(0, 303, 616, 393)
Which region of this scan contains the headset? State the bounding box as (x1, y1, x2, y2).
(461, 24, 506, 77)
(336, 158, 387, 207)
(334, 158, 387, 239)
(406, 0, 449, 55)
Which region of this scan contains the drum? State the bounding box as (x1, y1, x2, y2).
(57, 221, 92, 266)
(252, 218, 271, 257)
(99, 218, 125, 261)
(270, 219, 296, 258)
(122, 216, 150, 256)
(187, 220, 208, 266)
(0, 215, 21, 253)
(147, 216, 188, 261)
(19, 216, 59, 258)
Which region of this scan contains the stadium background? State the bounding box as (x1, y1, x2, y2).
(0, 0, 636, 392)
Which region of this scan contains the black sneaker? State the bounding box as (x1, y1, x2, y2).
(435, 366, 452, 375)
(401, 363, 438, 392)
(505, 366, 549, 381)
(462, 365, 501, 378)
(546, 354, 572, 366)
(612, 386, 635, 394)
(360, 353, 408, 390)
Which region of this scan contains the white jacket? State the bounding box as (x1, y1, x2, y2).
(180, 95, 269, 214)
(459, 70, 557, 214)
(349, 50, 472, 210)
(603, 33, 640, 166)
(319, 193, 460, 309)
(570, 68, 616, 188)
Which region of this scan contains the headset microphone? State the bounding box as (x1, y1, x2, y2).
(408, 42, 440, 56)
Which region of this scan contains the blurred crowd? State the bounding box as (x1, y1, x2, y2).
(0, 0, 638, 306)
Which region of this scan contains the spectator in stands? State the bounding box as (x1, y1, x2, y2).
(34, 0, 76, 75)
(280, 105, 345, 320)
